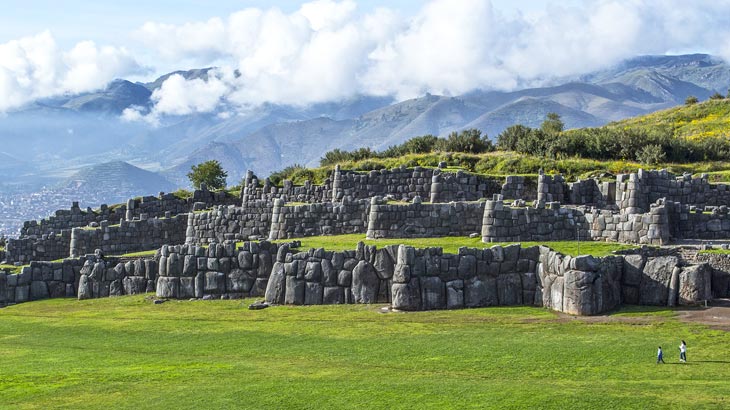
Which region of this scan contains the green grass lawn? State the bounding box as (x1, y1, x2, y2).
(269, 234, 636, 256)
(0, 296, 728, 409)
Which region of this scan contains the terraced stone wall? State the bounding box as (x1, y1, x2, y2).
(19, 188, 237, 238)
(481, 200, 670, 245)
(70, 215, 187, 257)
(4, 230, 72, 264)
(366, 200, 485, 239)
(268, 199, 370, 240)
(186, 201, 275, 245)
(155, 241, 276, 299)
(616, 169, 730, 213)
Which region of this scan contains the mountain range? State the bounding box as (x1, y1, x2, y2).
(1, 53, 729, 193)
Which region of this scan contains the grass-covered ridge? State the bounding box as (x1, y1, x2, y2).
(270, 234, 636, 257)
(0, 296, 728, 409)
(609, 98, 730, 141)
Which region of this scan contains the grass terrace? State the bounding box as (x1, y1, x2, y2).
(267, 234, 637, 257)
(0, 296, 728, 409)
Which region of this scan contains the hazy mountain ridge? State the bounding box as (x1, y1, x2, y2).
(2, 53, 729, 185)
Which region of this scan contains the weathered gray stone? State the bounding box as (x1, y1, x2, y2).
(195, 272, 205, 298)
(352, 261, 379, 303)
(30, 281, 49, 300)
(304, 261, 322, 282)
(78, 274, 92, 300)
(304, 282, 323, 305)
(458, 255, 476, 279)
(323, 286, 344, 304)
(373, 249, 394, 280)
(179, 277, 195, 298)
(623, 254, 645, 286)
(420, 276, 446, 310)
(337, 269, 352, 287)
(639, 256, 678, 305)
(497, 273, 522, 305)
(156, 277, 179, 298)
(678, 264, 712, 305)
(123, 276, 147, 295)
(204, 272, 226, 294)
(465, 276, 498, 307)
(265, 262, 286, 304)
(284, 276, 305, 305)
(321, 259, 337, 286)
(446, 280, 464, 309)
(391, 277, 421, 310)
(227, 269, 255, 293)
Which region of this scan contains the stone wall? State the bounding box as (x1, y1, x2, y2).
(568, 179, 616, 207)
(260, 243, 714, 315)
(500, 176, 537, 201)
(76, 256, 158, 300)
(20, 188, 237, 238)
(155, 241, 277, 299)
(481, 200, 670, 245)
(71, 215, 187, 257)
(429, 170, 504, 203)
(537, 174, 567, 203)
(4, 230, 72, 264)
(186, 201, 275, 245)
(242, 171, 331, 204)
(665, 201, 730, 240)
(0, 255, 157, 307)
(268, 199, 370, 240)
(616, 169, 730, 213)
(265, 242, 392, 306)
(366, 200, 485, 239)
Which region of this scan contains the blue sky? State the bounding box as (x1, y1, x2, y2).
(0, 0, 728, 114)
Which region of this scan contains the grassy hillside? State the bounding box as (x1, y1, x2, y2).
(1, 296, 728, 409)
(608, 98, 730, 140)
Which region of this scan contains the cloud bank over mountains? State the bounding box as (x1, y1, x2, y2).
(3, 0, 730, 116)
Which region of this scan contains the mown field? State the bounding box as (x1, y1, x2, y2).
(1, 296, 728, 409)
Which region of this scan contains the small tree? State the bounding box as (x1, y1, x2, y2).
(497, 124, 532, 151)
(187, 160, 228, 190)
(540, 112, 564, 135)
(636, 144, 666, 166)
(709, 92, 725, 100)
(685, 95, 699, 105)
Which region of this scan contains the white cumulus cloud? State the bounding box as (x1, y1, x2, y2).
(0, 31, 143, 111)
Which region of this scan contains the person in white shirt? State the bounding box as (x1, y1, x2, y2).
(680, 340, 687, 362)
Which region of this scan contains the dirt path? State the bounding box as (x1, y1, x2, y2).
(675, 299, 730, 331)
(550, 299, 730, 331)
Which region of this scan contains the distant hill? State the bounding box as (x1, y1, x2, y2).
(63, 161, 176, 196)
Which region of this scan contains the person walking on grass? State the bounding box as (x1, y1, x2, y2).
(657, 346, 666, 364)
(680, 340, 687, 363)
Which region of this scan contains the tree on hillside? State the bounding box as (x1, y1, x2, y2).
(437, 129, 493, 153)
(187, 160, 228, 190)
(685, 95, 699, 105)
(540, 113, 564, 135)
(497, 124, 532, 151)
(709, 92, 725, 100)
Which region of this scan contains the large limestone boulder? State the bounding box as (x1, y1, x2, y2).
(497, 273, 522, 305)
(420, 276, 445, 310)
(464, 276, 498, 307)
(639, 256, 678, 305)
(78, 274, 92, 300)
(204, 272, 226, 294)
(284, 276, 305, 305)
(391, 277, 421, 310)
(352, 261, 379, 304)
(679, 264, 712, 305)
(156, 277, 179, 298)
(122, 276, 147, 295)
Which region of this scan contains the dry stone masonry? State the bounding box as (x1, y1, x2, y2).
(6, 165, 730, 315)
